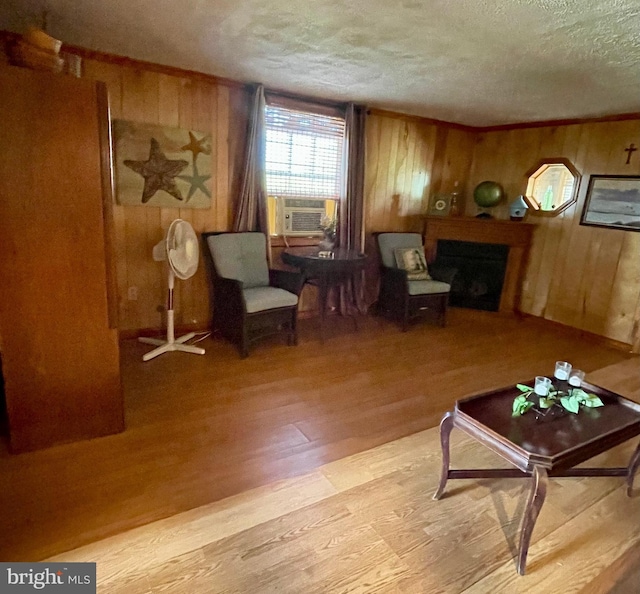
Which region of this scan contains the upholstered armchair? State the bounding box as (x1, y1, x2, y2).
(375, 232, 454, 331)
(203, 232, 305, 358)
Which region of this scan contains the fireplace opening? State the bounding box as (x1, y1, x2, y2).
(434, 240, 509, 312)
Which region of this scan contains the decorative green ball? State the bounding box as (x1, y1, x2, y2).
(473, 181, 504, 208)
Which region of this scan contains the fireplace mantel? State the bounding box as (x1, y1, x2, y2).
(423, 216, 535, 313)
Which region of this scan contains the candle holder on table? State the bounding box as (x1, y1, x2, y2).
(511, 363, 604, 421)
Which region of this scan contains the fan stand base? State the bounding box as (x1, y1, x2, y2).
(141, 273, 205, 362)
(139, 332, 205, 361)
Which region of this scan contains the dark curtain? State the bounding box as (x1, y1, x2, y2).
(338, 103, 367, 314)
(233, 84, 270, 259)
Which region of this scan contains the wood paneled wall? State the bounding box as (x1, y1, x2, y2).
(13, 37, 637, 349)
(364, 111, 475, 233)
(82, 58, 248, 332)
(79, 62, 477, 329)
(468, 119, 640, 350)
(362, 111, 476, 305)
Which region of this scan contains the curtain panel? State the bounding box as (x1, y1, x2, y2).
(233, 84, 270, 255)
(338, 103, 367, 314)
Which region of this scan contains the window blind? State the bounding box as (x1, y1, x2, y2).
(265, 105, 345, 200)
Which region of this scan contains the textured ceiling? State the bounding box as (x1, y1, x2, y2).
(2, 0, 640, 126)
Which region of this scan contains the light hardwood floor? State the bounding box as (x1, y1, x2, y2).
(0, 309, 634, 565)
(49, 358, 640, 592)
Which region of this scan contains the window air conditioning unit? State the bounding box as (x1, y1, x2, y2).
(277, 198, 326, 236)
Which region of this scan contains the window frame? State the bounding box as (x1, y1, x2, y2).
(523, 157, 581, 216)
(264, 95, 347, 238)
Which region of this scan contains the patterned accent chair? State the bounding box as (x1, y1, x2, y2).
(376, 232, 454, 331)
(203, 232, 305, 357)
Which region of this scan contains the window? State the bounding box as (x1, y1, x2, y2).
(265, 103, 345, 236)
(524, 158, 581, 215)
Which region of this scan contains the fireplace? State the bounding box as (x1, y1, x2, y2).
(423, 216, 535, 313)
(434, 240, 508, 311)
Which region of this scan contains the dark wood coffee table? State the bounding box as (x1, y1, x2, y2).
(433, 380, 640, 575)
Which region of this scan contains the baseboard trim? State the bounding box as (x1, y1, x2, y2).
(518, 313, 634, 353)
(118, 312, 634, 353)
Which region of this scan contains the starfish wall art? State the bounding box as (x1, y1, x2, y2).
(112, 120, 212, 208)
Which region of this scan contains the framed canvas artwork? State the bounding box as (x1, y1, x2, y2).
(112, 120, 212, 208)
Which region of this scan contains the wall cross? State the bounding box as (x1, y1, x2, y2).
(624, 143, 637, 165)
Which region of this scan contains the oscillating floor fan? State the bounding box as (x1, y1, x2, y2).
(139, 219, 206, 361)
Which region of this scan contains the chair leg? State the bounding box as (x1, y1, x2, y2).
(287, 310, 298, 346)
(291, 311, 298, 346)
(441, 295, 449, 327)
(401, 300, 409, 332)
(240, 326, 249, 358)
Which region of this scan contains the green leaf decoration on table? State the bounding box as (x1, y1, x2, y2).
(583, 395, 604, 408)
(560, 395, 580, 414)
(512, 395, 526, 413)
(511, 382, 604, 417)
(512, 395, 534, 417)
(571, 388, 604, 408)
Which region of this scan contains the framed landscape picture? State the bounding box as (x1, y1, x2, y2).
(580, 175, 640, 232)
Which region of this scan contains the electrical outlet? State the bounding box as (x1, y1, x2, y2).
(127, 286, 138, 301)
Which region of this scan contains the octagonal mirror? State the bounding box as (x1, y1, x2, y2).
(524, 158, 581, 215)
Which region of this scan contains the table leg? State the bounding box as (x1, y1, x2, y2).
(350, 273, 359, 331)
(433, 411, 454, 500)
(517, 465, 548, 575)
(318, 276, 329, 344)
(627, 439, 640, 497)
